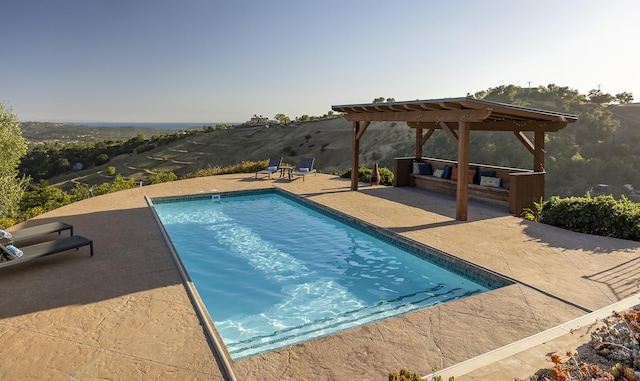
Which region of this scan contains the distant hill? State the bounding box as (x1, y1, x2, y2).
(608, 103, 640, 136)
(45, 118, 415, 190)
(20, 122, 174, 144)
(30, 100, 640, 198)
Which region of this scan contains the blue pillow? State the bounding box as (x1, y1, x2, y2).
(418, 162, 432, 176)
(479, 170, 496, 179)
(443, 165, 452, 179)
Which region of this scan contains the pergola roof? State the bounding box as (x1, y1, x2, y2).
(332, 97, 578, 131)
(331, 97, 579, 221)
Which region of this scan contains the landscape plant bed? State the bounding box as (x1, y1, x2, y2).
(519, 305, 640, 381)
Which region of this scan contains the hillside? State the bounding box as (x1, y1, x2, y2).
(47, 118, 415, 190)
(20, 122, 175, 144)
(32, 100, 640, 198)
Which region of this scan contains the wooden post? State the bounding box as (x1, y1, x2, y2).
(456, 121, 470, 221)
(534, 130, 545, 202)
(415, 127, 423, 159)
(534, 130, 545, 172)
(351, 121, 360, 191)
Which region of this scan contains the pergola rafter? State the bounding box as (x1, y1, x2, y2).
(332, 97, 578, 221)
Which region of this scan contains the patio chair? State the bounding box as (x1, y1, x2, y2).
(255, 157, 283, 179)
(0, 235, 93, 270)
(289, 158, 317, 181)
(0, 222, 73, 244)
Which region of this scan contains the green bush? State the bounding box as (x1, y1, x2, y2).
(148, 171, 178, 184)
(338, 165, 394, 186)
(106, 166, 116, 176)
(541, 195, 640, 241)
(186, 160, 267, 178)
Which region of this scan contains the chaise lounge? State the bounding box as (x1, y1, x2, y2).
(0, 235, 94, 270)
(255, 157, 283, 179)
(0, 221, 73, 243)
(289, 157, 317, 181)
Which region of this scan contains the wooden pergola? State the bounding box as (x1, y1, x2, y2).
(331, 98, 578, 221)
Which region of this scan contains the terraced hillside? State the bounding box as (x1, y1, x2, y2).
(47, 118, 415, 189)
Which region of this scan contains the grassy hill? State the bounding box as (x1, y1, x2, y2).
(35, 101, 640, 195)
(47, 118, 415, 190)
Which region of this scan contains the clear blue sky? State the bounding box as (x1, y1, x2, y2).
(2, 0, 638, 123)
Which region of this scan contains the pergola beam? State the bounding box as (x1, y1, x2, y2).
(409, 121, 568, 132)
(341, 108, 493, 123)
(440, 122, 459, 146)
(514, 131, 535, 155)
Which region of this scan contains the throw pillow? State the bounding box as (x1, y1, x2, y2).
(298, 168, 309, 172)
(467, 169, 477, 184)
(443, 165, 452, 179)
(5, 245, 23, 259)
(419, 162, 432, 176)
(413, 162, 421, 175)
(452, 168, 477, 184)
(479, 170, 496, 178)
(432, 168, 444, 178)
(480, 176, 501, 188)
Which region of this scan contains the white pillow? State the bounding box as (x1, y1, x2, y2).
(413, 162, 421, 175)
(432, 168, 444, 178)
(480, 176, 501, 188)
(0, 229, 12, 239)
(298, 168, 309, 172)
(267, 166, 278, 171)
(5, 245, 23, 259)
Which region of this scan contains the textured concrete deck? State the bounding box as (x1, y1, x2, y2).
(1, 174, 639, 380)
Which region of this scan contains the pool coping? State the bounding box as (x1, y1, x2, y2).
(428, 293, 640, 379)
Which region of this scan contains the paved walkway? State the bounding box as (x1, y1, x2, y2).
(1, 174, 639, 380)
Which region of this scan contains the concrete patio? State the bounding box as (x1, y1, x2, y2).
(1, 173, 639, 380)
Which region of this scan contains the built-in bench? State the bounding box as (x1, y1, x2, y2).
(394, 157, 544, 215)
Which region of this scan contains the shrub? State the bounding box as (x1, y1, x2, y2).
(148, 171, 177, 184)
(338, 165, 394, 186)
(95, 153, 110, 166)
(106, 166, 116, 176)
(186, 160, 267, 178)
(541, 195, 640, 241)
(135, 143, 155, 154)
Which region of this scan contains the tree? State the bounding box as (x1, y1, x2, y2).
(615, 92, 634, 104)
(588, 89, 615, 105)
(372, 97, 385, 103)
(0, 103, 28, 219)
(274, 114, 290, 125)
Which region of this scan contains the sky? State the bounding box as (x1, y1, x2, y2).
(2, 0, 639, 123)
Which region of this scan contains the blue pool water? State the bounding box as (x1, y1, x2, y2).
(153, 192, 502, 359)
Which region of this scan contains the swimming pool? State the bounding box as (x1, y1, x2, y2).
(152, 190, 507, 359)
